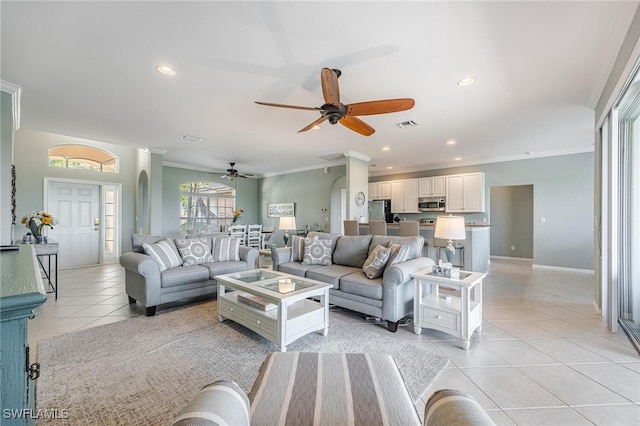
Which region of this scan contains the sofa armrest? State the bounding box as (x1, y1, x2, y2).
(383, 257, 434, 288)
(424, 389, 495, 426)
(239, 246, 258, 268)
(172, 380, 250, 426)
(270, 247, 292, 271)
(119, 252, 161, 281)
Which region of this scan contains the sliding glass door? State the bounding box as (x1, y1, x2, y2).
(616, 72, 640, 353)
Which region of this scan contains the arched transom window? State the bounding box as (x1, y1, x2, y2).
(48, 144, 119, 173)
(179, 181, 235, 233)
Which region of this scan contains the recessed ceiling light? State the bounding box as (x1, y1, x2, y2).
(457, 76, 476, 87)
(312, 125, 321, 130)
(382, 147, 390, 151)
(454, 157, 462, 161)
(387, 166, 393, 169)
(180, 134, 202, 143)
(156, 65, 176, 76)
(447, 140, 457, 145)
(526, 151, 534, 155)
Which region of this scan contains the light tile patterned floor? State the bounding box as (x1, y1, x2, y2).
(29, 258, 640, 425)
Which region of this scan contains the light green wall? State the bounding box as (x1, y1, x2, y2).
(258, 166, 346, 245)
(0, 92, 13, 244)
(371, 152, 594, 270)
(161, 166, 259, 236)
(12, 129, 138, 252)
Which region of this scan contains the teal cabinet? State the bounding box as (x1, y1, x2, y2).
(1, 245, 47, 425)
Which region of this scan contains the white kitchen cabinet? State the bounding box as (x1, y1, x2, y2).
(419, 176, 445, 197)
(368, 182, 392, 200)
(368, 183, 378, 200)
(378, 181, 391, 199)
(391, 179, 419, 213)
(445, 172, 485, 213)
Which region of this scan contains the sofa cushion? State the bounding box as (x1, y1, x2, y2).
(302, 237, 333, 266)
(387, 242, 410, 266)
(203, 261, 248, 277)
(362, 244, 391, 279)
(370, 235, 424, 260)
(172, 380, 250, 426)
(332, 235, 372, 268)
(291, 235, 305, 262)
(132, 234, 165, 253)
(143, 238, 183, 271)
(306, 264, 361, 290)
(212, 237, 240, 261)
(278, 262, 322, 277)
(161, 265, 210, 288)
(339, 272, 383, 300)
(174, 237, 214, 266)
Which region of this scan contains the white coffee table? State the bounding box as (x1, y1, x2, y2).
(411, 267, 486, 350)
(215, 269, 331, 351)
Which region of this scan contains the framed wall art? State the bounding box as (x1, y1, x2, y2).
(267, 202, 295, 217)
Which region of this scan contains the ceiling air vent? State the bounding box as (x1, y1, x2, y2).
(180, 134, 203, 143)
(396, 120, 418, 129)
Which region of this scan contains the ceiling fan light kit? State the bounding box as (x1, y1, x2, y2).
(255, 68, 415, 136)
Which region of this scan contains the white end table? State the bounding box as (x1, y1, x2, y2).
(411, 267, 486, 350)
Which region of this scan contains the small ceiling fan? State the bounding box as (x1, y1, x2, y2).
(255, 68, 415, 136)
(221, 162, 253, 180)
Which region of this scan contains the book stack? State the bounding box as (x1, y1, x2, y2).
(237, 292, 277, 311)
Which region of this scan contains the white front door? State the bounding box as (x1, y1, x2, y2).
(47, 181, 100, 268)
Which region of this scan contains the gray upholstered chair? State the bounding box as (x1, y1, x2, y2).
(399, 220, 420, 236)
(369, 220, 387, 236)
(343, 220, 359, 236)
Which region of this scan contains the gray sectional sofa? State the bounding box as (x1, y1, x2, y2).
(119, 233, 258, 316)
(271, 231, 434, 331)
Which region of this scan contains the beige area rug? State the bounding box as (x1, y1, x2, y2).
(36, 300, 448, 425)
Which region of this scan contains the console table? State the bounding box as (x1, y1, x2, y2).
(33, 240, 58, 299)
(0, 245, 47, 425)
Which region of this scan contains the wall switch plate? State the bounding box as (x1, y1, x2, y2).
(540, 217, 546, 223)
(511, 245, 516, 251)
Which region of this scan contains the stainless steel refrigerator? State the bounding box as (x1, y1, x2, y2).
(368, 200, 392, 223)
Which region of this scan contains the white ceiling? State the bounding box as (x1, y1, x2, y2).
(2, 1, 638, 177)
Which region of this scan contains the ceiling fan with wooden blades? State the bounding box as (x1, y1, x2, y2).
(221, 162, 254, 180)
(255, 68, 415, 136)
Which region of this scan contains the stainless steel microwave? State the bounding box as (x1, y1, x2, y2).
(418, 197, 445, 212)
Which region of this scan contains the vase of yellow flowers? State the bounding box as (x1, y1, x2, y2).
(232, 209, 244, 224)
(21, 210, 56, 240)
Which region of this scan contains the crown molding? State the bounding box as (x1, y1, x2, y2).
(0, 80, 22, 130)
(343, 150, 371, 162)
(144, 147, 167, 155)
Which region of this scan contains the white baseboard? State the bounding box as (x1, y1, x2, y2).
(592, 300, 602, 315)
(490, 255, 533, 262)
(532, 264, 594, 274)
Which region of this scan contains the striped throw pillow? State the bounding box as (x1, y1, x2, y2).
(143, 238, 183, 271)
(387, 242, 409, 266)
(172, 380, 250, 426)
(212, 237, 240, 262)
(291, 235, 305, 262)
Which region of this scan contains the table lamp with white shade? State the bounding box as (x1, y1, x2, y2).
(278, 216, 297, 247)
(434, 214, 466, 264)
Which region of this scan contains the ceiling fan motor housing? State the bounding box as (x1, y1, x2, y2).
(322, 103, 347, 125)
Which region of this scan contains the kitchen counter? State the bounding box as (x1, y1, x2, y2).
(358, 223, 490, 272)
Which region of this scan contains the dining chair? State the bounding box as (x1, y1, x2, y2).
(229, 224, 247, 245)
(399, 220, 420, 237)
(369, 220, 387, 236)
(246, 224, 263, 249)
(343, 220, 360, 236)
